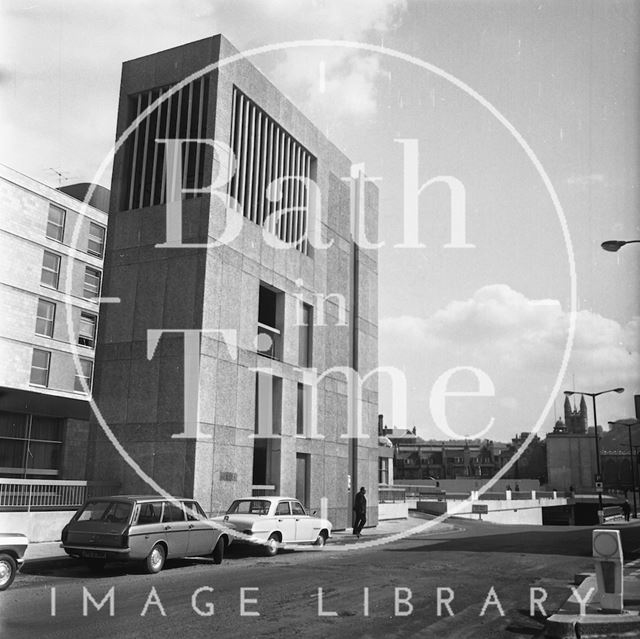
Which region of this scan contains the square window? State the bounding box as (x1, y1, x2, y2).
(79, 312, 97, 348)
(41, 251, 61, 289)
(46, 204, 65, 242)
(35, 299, 56, 337)
(87, 222, 106, 257)
(30, 349, 51, 387)
(74, 358, 93, 392)
(83, 267, 102, 300)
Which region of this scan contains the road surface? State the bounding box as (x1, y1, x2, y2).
(2, 519, 640, 638)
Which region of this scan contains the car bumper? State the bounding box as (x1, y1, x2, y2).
(61, 544, 131, 561)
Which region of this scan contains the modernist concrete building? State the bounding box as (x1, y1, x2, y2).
(0, 164, 109, 479)
(86, 35, 379, 528)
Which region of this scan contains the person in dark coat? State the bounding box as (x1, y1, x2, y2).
(623, 499, 631, 522)
(353, 487, 367, 538)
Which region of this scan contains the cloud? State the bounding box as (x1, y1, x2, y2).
(379, 284, 640, 441)
(216, 0, 407, 122)
(0, 0, 406, 185)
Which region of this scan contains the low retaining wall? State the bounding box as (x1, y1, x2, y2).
(0, 511, 73, 542)
(416, 497, 567, 525)
(378, 502, 409, 520)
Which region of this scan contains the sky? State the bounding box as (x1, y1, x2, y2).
(1, 0, 639, 442)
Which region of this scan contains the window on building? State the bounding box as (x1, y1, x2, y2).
(254, 372, 282, 436)
(46, 204, 65, 242)
(87, 222, 106, 257)
(257, 284, 283, 360)
(229, 88, 315, 255)
(0, 412, 62, 478)
(298, 303, 313, 367)
(379, 458, 390, 485)
(124, 76, 210, 211)
(78, 313, 97, 348)
(41, 251, 61, 289)
(29, 349, 51, 387)
(296, 382, 312, 436)
(83, 266, 102, 300)
(74, 358, 93, 392)
(35, 299, 56, 337)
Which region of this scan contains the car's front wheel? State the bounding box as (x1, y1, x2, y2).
(144, 544, 166, 574)
(264, 534, 280, 557)
(314, 531, 327, 547)
(0, 553, 17, 591)
(212, 538, 224, 565)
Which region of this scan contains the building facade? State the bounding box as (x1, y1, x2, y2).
(86, 35, 379, 528)
(385, 428, 512, 481)
(0, 164, 108, 479)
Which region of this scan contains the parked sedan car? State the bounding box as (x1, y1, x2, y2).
(0, 533, 29, 591)
(217, 497, 332, 556)
(61, 496, 229, 573)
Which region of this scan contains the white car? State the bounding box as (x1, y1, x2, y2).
(217, 497, 332, 556)
(0, 533, 29, 591)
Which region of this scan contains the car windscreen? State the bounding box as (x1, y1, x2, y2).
(76, 500, 133, 524)
(226, 499, 270, 515)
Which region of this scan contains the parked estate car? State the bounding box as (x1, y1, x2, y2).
(0, 533, 29, 591)
(61, 496, 229, 573)
(217, 497, 332, 556)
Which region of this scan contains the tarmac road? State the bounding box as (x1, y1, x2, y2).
(2, 518, 640, 639)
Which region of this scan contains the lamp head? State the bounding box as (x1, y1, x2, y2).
(601, 240, 626, 252)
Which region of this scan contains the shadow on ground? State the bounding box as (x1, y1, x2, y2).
(386, 522, 640, 559)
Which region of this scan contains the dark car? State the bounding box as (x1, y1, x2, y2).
(61, 496, 229, 573)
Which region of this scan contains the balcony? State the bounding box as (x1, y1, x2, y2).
(0, 478, 119, 512)
(257, 322, 282, 360)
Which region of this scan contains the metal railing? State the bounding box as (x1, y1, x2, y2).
(379, 487, 406, 503)
(0, 479, 119, 511)
(256, 323, 281, 360)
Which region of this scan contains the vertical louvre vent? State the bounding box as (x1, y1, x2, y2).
(229, 89, 313, 255)
(124, 75, 210, 210)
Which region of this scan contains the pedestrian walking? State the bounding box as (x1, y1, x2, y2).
(353, 487, 367, 538)
(623, 499, 631, 522)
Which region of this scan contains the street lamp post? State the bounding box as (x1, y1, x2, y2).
(564, 388, 625, 523)
(601, 240, 640, 252)
(609, 418, 640, 519)
(633, 445, 640, 517)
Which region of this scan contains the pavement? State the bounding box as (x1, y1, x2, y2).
(542, 522, 640, 638)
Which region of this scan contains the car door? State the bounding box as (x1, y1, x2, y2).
(129, 500, 164, 558)
(184, 500, 215, 556)
(274, 500, 296, 542)
(291, 500, 317, 542)
(161, 501, 190, 557)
